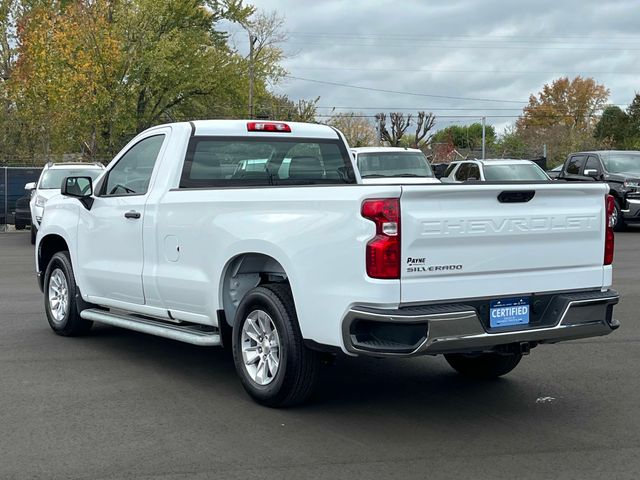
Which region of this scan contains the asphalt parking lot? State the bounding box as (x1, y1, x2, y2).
(1, 231, 639, 480)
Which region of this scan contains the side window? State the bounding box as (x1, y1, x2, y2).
(583, 156, 602, 174)
(455, 163, 470, 181)
(565, 155, 585, 175)
(103, 135, 165, 196)
(467, 163, 480, 180)
(443, 163, 457, 177)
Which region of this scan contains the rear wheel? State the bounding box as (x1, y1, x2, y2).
(44, 251, 93, 336)
(232, 283, 320, 407)
(30, 223, 37, 244)
(445, 352, 522, 379)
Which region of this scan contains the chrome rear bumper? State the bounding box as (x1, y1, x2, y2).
(343, 289, 619, 357)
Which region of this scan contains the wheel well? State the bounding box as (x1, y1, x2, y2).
(221, 253, 288, 327)
(38, 234, 69, 273)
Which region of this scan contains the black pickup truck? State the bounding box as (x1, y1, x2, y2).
(557, 150, 640, 230)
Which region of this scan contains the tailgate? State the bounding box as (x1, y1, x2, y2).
(400, 183, 609, 304)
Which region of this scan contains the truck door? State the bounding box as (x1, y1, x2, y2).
(76, 133, 167, 305)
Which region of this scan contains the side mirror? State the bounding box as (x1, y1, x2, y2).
(24, 182, 36, 191)
(583, 169, 600, 179)
(62, 176, 94, 209)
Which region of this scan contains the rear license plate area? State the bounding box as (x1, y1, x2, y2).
(489, 297, 530, 328)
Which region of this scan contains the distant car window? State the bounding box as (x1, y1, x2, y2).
(103, 135, 165, 196)
(357, 152, 434, 178)
(601, 153, 640, 175)
(565, 155, 586, 175)
(483, 163, 550, 181)
(455, 163, 470, 181)
(467, 163, 481, 180)
(583, 156, 602, 173)
(39, 168, 103, 190)
(443, 163, 457, 177)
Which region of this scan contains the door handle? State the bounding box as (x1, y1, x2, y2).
(124, 210, 141, 219)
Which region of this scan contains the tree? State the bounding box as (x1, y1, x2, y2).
(495, 126, 528, 159)
(432, 123, 496, 150)
(517, 76, 609, 131)
(411, 111, 436, 147)
(627, 93, 640, 144)
(8, 0, 268, 160)
(291, 97, 320, 122)
(594, 106, 629, 148)
(0, 0, 21, 159)
(375, 112, 411, 146)
(115, 0, 254, 133)
(260, 94, 319, 122)
(0, 0, 302, 161)
(327, 112, 376, 147)
(0, 0, 17, 81)
(515, 77, 609, 165)
(239, 9, 287, 118)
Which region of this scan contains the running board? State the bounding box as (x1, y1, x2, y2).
(80, 309, 221, 346)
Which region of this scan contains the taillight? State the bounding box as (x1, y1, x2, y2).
(362, 198, 400, 279)
(604, 194, 615, 265)
(246, 122, 291, 133)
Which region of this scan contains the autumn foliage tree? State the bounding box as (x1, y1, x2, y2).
(517, 76, 609, 131)
(515, 76, 609, 164)
(2, 0, 292, 163)
(11, 2, 123, 158)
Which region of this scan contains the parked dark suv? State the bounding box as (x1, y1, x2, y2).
(557, 150, 640, 230)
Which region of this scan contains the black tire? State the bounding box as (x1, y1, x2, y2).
(445, 352, 522, 379)
(30, 223, 37, 244)
(613, 199, 627, 232)
(43, 251, 93, 336)
(232, 283, 320, 407)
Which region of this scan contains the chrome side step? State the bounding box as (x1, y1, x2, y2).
(80, 309, 221, 346)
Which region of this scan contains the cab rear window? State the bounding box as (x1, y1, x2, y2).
(179, 137, 356, 188)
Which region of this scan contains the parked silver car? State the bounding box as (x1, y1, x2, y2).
(440, 159, 550, 183)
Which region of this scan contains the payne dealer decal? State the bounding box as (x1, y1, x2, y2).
(406, 257, 463, 273)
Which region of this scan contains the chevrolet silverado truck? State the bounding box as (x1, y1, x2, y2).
(35, 120, 620, 407)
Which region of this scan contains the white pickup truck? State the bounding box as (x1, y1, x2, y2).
(35, 120, 620, 407)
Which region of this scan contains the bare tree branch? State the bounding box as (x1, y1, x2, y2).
(413, 111, 436, 147)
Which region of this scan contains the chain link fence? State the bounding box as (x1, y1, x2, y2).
(0, 166, 43, 232)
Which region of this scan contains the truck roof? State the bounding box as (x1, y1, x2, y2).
(173, 120, 342, 139)
(570, 150, 640, 156)
(454, 158, 538, 166)
(351, 147, 423, 154)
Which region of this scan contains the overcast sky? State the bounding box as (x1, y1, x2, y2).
(228, 0, 640, 134)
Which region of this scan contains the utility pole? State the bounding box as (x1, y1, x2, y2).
(248, 34, 257, 119)
(481, 116, 486, 159)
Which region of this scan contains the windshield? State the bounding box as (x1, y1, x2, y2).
(39, 168, 103, 189)
(483, 163, 549, 181)
(357, 152, 434, 178)
(601, 153, 640, 174)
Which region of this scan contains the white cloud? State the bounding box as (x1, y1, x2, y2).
(241, 0, 640, 134)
